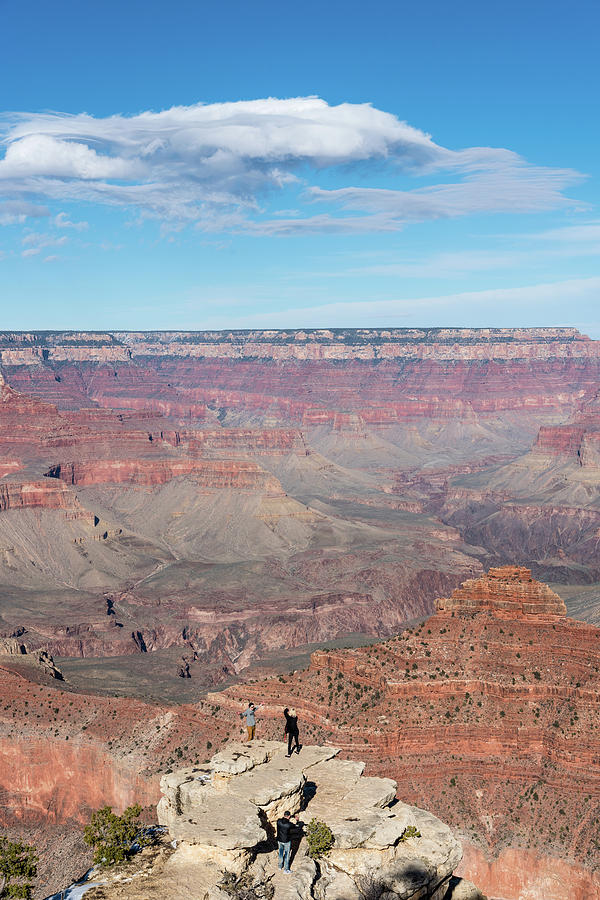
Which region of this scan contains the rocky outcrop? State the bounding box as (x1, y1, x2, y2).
(187, 428, 308, 457)
(0, 636, 26, 655)
(0, 478, 93, 519)
(435, 565, 567, 618)
(534, 424, 587, 457)
(151, 741, 480, 900)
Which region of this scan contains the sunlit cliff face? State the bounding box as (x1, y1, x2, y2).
(457, 845, 600, 900)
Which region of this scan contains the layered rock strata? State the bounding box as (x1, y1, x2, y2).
(3, 329, 600, 423)
(0, 361, 483, 673)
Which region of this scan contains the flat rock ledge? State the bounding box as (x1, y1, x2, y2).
(153, 740, 486, 900)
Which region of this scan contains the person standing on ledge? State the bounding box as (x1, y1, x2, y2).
(276, 810, 301, 873)
(284, 706, 300, 756)
(241, 702, 257, 741)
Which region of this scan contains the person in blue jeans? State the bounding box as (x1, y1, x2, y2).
(276, 811, 301, 873)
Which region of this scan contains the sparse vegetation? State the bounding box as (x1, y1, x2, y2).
(306, 818, 334, 858)
(399, 825, 421, 841)
(83, 804, 153, 866)
(0, 836, 38, 899)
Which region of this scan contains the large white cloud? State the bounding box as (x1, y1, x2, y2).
(0, 97, 583, 231)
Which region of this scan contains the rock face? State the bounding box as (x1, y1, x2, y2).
(151, 740, 479, 900)
(45, 457, 284, 491)
(206, 567, 600, 897)
(0, 661, 230, 832)
(457, 844, 600, 900)
(435, 565, 567, 618)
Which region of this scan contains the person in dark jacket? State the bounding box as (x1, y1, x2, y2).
(284, 707, 300, 756)
(276, 810, 301, 872)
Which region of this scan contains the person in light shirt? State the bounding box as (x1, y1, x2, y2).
(240, 702, 257, 741)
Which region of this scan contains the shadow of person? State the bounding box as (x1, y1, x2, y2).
(302, 780, 317, 810)
(289, 818, 305, 867)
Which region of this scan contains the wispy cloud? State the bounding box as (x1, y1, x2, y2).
(21, 232, 67, 257)
(211, 276, 600, 329)
(0, 199, 49, 225)
(54, 211, 88, 230)
(0, 97, 584, 233)
(521, 220, 600, 243)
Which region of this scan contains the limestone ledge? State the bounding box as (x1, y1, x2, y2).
(153, 740, 484, 900)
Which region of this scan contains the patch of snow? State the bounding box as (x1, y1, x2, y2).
(43, 868, 104, 900)
(43, 881, 104, 900)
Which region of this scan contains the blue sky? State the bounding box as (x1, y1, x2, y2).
(1, 0, 599, 334)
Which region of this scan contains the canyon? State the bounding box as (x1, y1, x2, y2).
(3, 567, 600, 898)
(2, 328, 600, 897)
(2, 327, 600, 687)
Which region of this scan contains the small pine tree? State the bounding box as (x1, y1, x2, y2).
(0, 836, 38, 899)
(305, 818, 334, 859)
(83, 804, 150, 866)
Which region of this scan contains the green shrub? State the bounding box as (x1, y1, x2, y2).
(0, 836, 38, 899)
(306, 818, 334, 859)
(83, 804, 151, 866)
(399, 825, 421, 841)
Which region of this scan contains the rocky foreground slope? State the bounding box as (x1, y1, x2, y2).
(80, 740, 484, 900)
(207, 567, 600, 899)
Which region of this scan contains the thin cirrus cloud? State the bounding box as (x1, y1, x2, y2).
(0, 97, 584, 233)
(54, 211, 88, 230)
(218, 277, 600, 330)
(21, 232, 67, 257)
(326, 221, 600, 279)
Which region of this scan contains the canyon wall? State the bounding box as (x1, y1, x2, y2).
(2, 331, 600, 898)
(0, 661, 232, 827)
